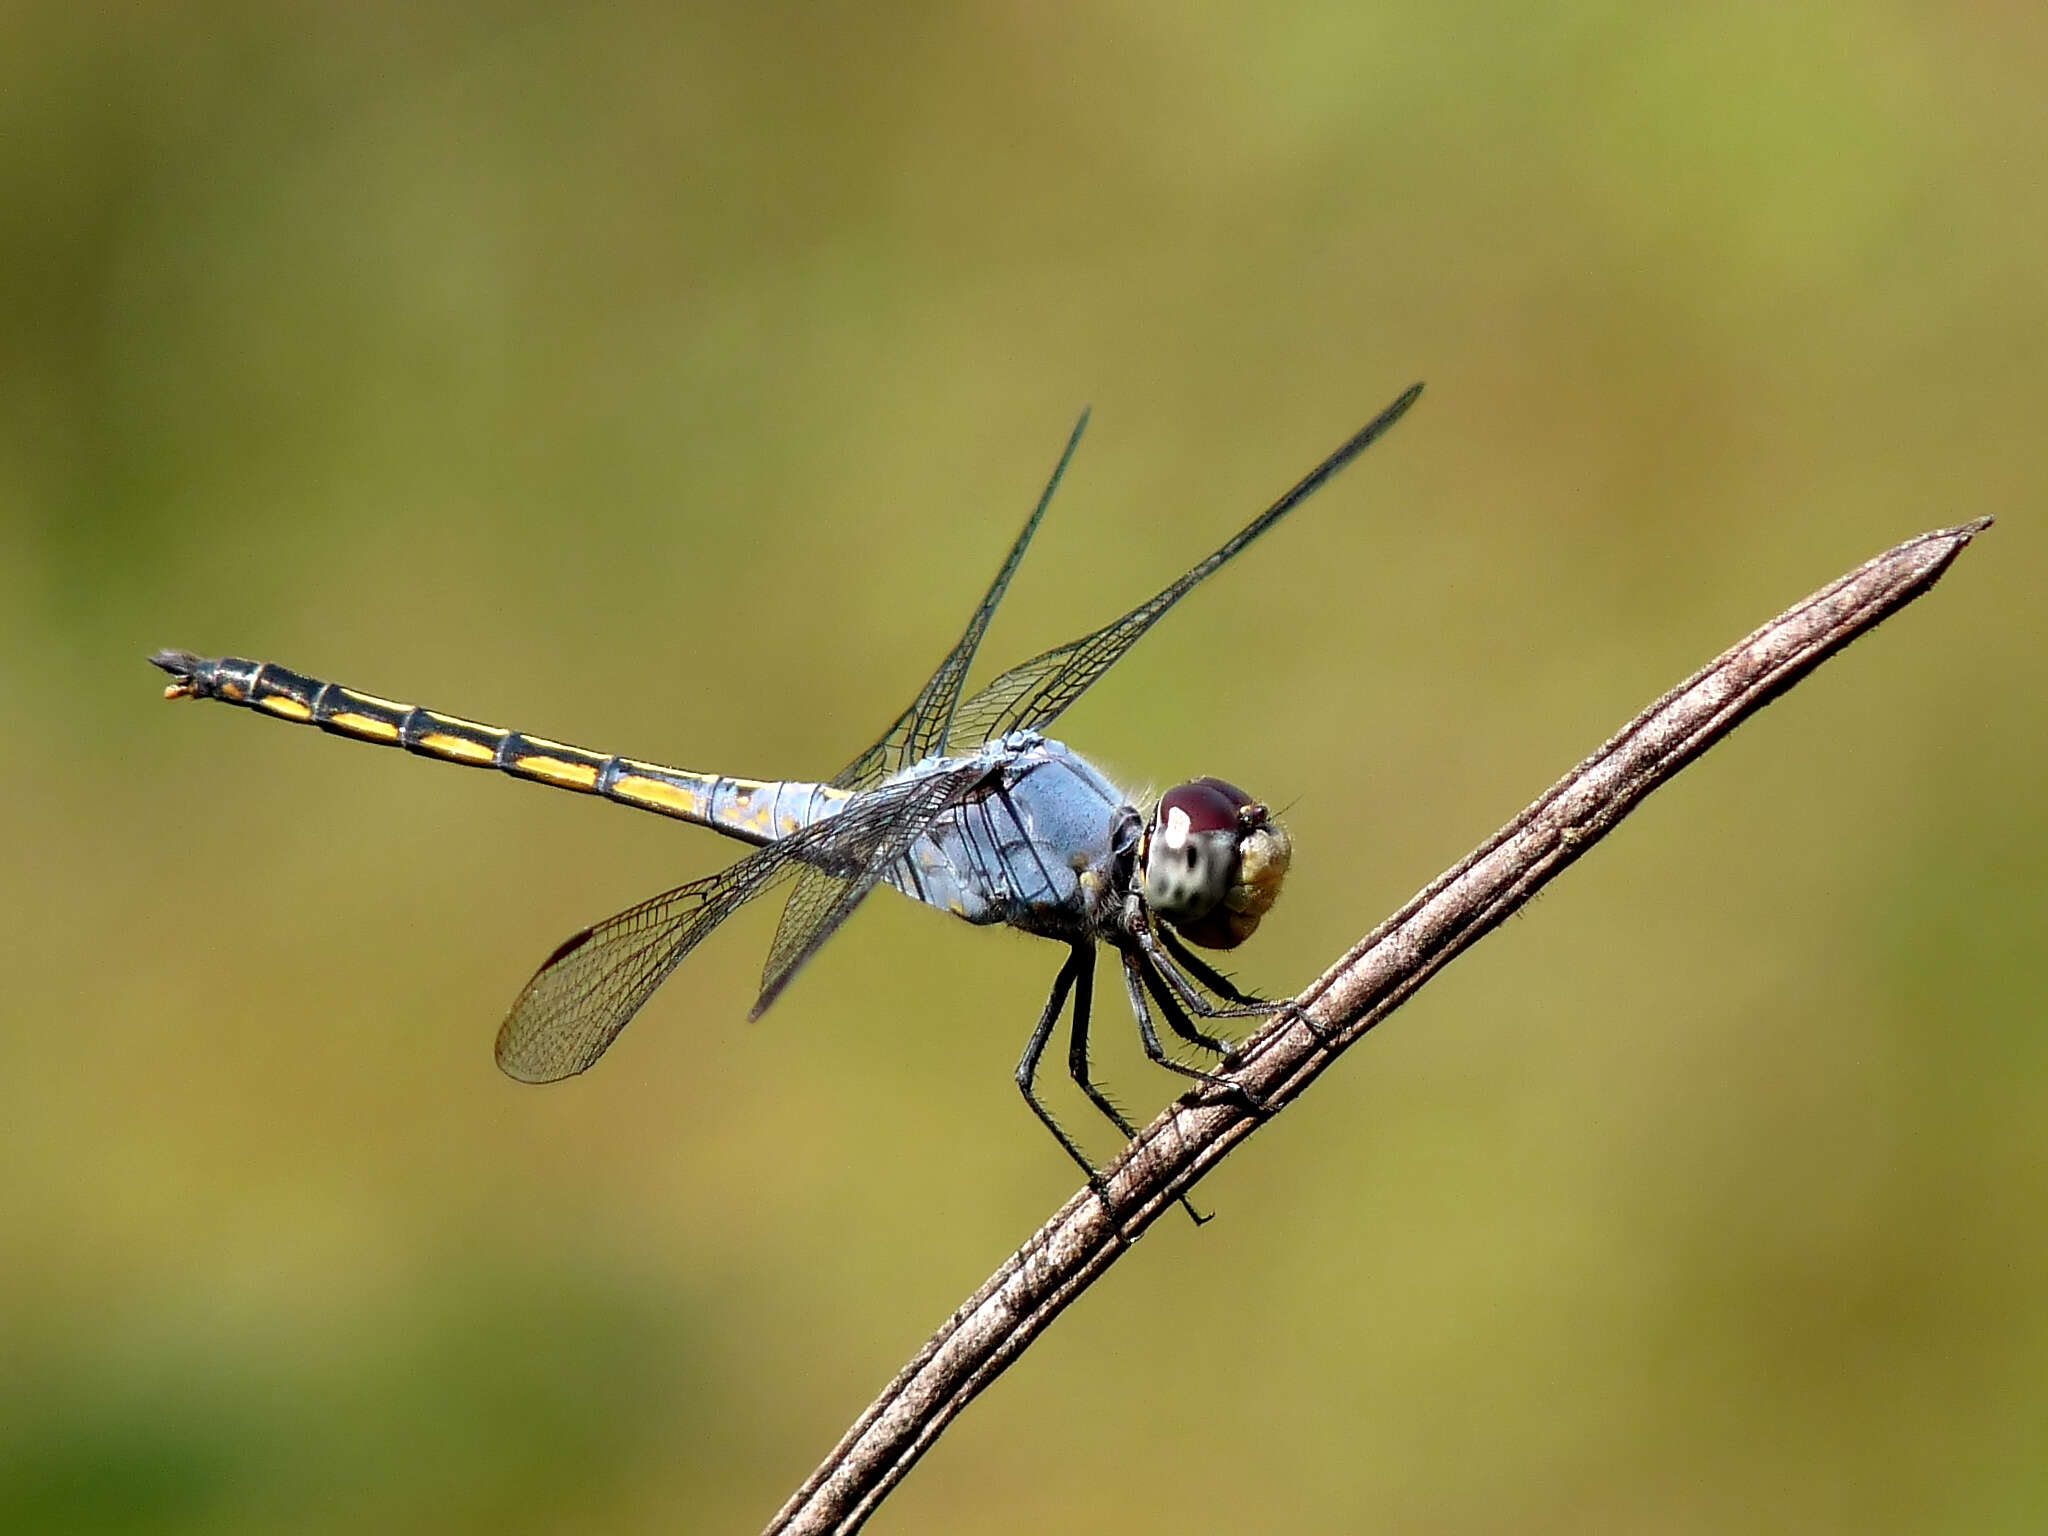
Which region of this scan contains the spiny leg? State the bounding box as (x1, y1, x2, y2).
(1121, 950, 1271, 1115)
(1064, 946, 1209, 1227)
(1016, 946, 1100, 1192)
(1139, 950, 1233, 1057)
(1157, 922, 1266, 1007)
(1141, 921, 1330, 1050)
(1160, 925, 1333, 1048)
(1062, 945, 1136, 1142)
(1136, 923, 1265, 1025)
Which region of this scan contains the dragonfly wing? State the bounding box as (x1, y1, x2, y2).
(754, 759, 992, 1017)
(497, 760, 991, 1080)
(950, 383, 1423, 745)
(495, 839, 808, 1083)
(832, 411, 1089, 790)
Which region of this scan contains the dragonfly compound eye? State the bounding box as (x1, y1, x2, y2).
(1143, 778, 1292, 949)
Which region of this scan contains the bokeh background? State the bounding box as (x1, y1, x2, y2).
(5, 5, 2043, 1532)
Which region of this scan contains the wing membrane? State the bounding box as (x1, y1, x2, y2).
(495, 845, 802, 1083)
(951, 383, 1423, 745)
(495, 761, 991, 1082)
(833, 411, 1089, 790)
(753, 759, 990, 1017)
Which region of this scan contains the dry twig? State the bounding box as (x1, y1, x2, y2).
(765, 516, 1993, 1536)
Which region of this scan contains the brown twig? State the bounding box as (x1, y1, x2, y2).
(765, 517, 1993, 1536)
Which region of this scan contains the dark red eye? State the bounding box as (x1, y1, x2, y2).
(1159, 777, 1250, 834)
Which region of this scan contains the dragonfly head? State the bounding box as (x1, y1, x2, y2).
(1141, 777, 1292, 950)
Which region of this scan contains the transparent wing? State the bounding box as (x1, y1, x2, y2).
(833, 411, 1089, 790)
(495, 843, 803, 1084)
(494, 762, 991, 1082)
(753, 759, 991, 1017)
(950, 383, 1424, 746)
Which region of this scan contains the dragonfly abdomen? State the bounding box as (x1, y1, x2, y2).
(150, 650, 848, 846)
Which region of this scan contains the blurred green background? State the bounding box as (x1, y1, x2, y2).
(5, 4, 2042, 1532)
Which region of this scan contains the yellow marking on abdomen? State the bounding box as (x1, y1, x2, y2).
(417, 732, 496, 764)
(511, 755, 601, 791)
(259, 694, 313, 722)
(328, 712, 401, 742)
(339, 687, 409, 713)
(426, 709, 507, 733)
(610, 773, 711, 818)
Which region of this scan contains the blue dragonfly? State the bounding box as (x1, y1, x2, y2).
(153, 382, 1422, 1195)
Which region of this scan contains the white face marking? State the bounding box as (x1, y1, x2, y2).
(1145, 807, 1239, 925)
(1161, 805, 1193, 850)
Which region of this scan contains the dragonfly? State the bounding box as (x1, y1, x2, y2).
(153, 381, 1422, 1202)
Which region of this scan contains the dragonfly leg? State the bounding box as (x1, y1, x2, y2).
(1141, 922, 1332, 1055)
(1141, 954, 1232, 1057)
(1062, 945, 1136, 1142)
(1157, 922, 1269, 1008)
(1265, 997, 1334, 1049)
(1016, 946, 1103, 1195)
(1123, 951, 1273, 1117)
(1065, 946, 1210, 1227)
(1134, 924, 1256, 1023)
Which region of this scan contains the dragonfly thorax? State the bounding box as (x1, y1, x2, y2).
(1140, 777, 1292, 950)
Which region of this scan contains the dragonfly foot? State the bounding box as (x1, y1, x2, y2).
(1274, 998, 1332, 1049)
(1231, 1079, 1275, 1117)
(1181, 1066, 1273, 1117)
(1086, 1174, 1209, 1231)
